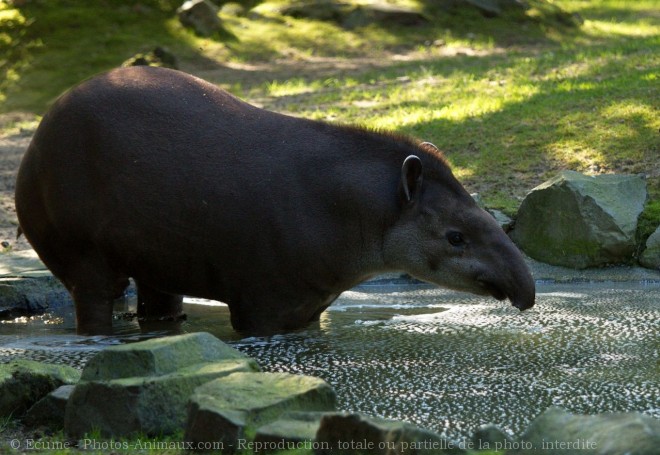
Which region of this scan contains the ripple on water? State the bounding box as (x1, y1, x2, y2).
(0, 283, 658, 442)
(233, 283, 660, 441)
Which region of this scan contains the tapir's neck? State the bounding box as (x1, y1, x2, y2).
(295, 125, 419, 288)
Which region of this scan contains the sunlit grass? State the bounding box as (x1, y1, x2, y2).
(0, 0, 658, 223)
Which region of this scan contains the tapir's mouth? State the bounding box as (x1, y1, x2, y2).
(479, 281, 507, 301)
(478, 279, 534, 311)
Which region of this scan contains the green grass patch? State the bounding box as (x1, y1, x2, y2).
(1, 0, 658, 224)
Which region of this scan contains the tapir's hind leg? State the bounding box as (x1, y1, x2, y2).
(135, 281, 184, 322)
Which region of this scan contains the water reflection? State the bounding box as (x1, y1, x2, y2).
(1, 282, 658, 441)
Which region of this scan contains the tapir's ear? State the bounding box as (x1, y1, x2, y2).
(420, 142, 439, 152)
(401, 155, 423, 204)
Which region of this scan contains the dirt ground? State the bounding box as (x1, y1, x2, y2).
(0, 113, 34, 252)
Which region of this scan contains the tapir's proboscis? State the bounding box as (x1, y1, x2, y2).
(15, 66, 535, 335)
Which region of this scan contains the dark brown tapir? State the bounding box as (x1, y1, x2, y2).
(15, 66, 535, 335)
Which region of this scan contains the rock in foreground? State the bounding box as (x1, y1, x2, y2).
(0, 360, 80, 418)
(314, 413, 464, 455)
(65, 332, 259, 437)
(186, 372, 336, 453)
(512, 407, 660, 455)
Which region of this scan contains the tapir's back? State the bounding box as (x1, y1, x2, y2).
(14, 66, 400, 322)
(15, 66, 535, 336)
(17, 67, 306, 245)
(17, 68, 278, 295)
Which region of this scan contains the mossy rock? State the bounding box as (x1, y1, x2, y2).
(0, 360, 80, 418)
(315, 412, 465, 454)
(279, 1, 428, 28)
(511, 171, 647, 269)
(639, 226, 660, 269)
(66, 359, 258, 437)
(80, 332, 251, 381)
(512, 407, 660, 455)
(185, 372, 336, 452)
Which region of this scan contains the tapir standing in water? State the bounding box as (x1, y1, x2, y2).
(15, 66, 535, 335)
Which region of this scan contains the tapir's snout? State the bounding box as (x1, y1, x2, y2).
(500, 261, 536, 312)
(477, 271, 535, 311)
(508, 253, 536, 312)
(512, 290, 535, 311)
(474, 230, 536, 312)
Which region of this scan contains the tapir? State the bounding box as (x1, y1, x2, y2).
(15, 66, 535, 335)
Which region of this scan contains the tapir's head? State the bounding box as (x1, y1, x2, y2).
(383, 143, 535, 311)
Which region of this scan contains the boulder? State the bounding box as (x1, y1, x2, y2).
(511, 407, 660, 455)
(488, 209, 513, 231)
(471, 193, 512, 230)
(343, 4, 428, 28)
(255, 412, 326, 449)
(639, 225, 660, 269)
(81, 331, 249, 381)
(279, 1, 356, 23)
(280, 1, 427, 28)
(65, 332, 260, 437)
(0, 360, 80, 418)
(443, 0, 582, 26)
(185, 372, 336, 453)
(314, 413, 465, 455)
(178, 0, 222, 36)
(471, 424, 513, 450)
(66, 360, 257, 437)
(511, 171, 647, 268)
(23, 384, 74, 429)
(0, 250, 70, 318)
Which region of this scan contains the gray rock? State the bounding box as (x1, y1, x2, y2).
(471, 424, 513, 451)
(185, 372, 336, 453)
(178, 0, 222, 36)
(280, 1, 427, 28)
(447, 0, 582, 26)
(314, 413, 465, 454)
(511, 171, 647, 269)
(255, 412, 326, 449)
(0, 360, 80, 418)
(0, 276, 69, 317)
(470, 193, 485, 208)
(23, 384, 75, 429)
(280, 1, 354, 23)
(639, 225, 660, 269)
(470, 194, 512, 230)
(343, 4, 428, 28)
(488, 209, 513, 231)
(65, 359, 258, 438)
(0, 250, 71, 319)
(81, 332, 250, 381)
(464, 0, 504, 17)
(512, 407, 660, 455)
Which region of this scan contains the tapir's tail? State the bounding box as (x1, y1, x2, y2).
(16, 225, 23, 239)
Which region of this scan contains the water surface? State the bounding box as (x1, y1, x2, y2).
(1, 282, 658, 442)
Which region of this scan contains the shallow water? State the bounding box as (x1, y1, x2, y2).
(1, 282, 658, 442)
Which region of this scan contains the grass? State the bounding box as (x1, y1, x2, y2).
(1, 419, 502, 455)
(0, 0, 658, 228)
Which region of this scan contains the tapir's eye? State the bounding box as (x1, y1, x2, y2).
(447, 231, 465, 247)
